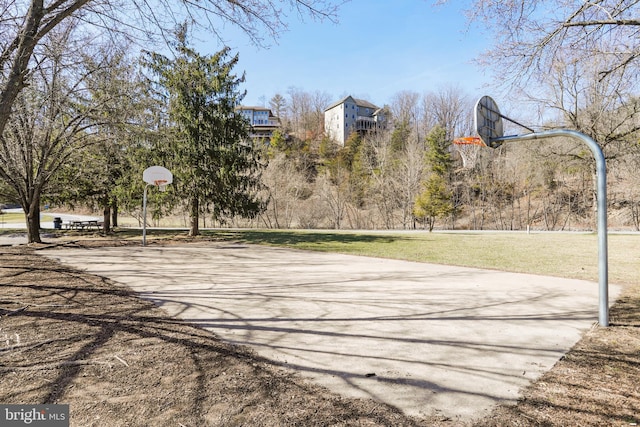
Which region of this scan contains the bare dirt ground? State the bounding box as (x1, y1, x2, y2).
(1, 239, 639, 426)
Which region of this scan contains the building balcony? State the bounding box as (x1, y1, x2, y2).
(355, 116, 378, 131)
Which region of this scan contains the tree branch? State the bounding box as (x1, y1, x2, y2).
(563, 19, 640, 27)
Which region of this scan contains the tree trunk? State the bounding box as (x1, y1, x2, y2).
(189, 197, 199, 236)
(111, 202, 118, 228)
(103, 205, 111, 233)
(25, 198, 42, 244)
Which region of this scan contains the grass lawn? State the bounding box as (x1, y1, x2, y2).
(0, 212, 26, 223)
(198, 229, 639, 285)
(0, 212, 55, 223)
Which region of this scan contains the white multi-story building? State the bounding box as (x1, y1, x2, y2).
(324, 96, 386, 145)
(235, 106, 281, 141)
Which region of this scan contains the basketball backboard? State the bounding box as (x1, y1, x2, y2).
(474, 96, 504, 148)
(143, 166, 173, 186)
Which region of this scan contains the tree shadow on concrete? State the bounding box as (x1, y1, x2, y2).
(0, 247, 438, 427)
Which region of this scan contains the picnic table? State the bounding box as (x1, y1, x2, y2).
(63, 220, 101, 230)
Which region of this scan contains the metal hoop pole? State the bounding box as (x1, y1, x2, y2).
(142, 184, 150, 247)
(494, 129, 609, 326)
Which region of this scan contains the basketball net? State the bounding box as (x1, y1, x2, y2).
(452, 137, 485, 169)
(154, 179, 168, 192)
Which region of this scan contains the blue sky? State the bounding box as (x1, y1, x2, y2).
(200, 0, 492, 108)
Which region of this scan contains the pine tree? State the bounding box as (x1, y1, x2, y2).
(425, 125, 453, 178)
(144, 27, 264, 236)
(413, 125, 455, 230)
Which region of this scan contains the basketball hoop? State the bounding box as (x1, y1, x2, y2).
(452, 136, 486, 169)
(154, 180, 168, 192)
(142, 166, 173, 247)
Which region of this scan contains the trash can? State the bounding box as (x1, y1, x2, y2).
(53, 217, 62, 229)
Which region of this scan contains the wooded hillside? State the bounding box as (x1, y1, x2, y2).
(253, 90, 640, 231)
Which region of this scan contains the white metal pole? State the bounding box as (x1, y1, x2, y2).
(495, 130, 609, 326)
(142, 184, 149, 247)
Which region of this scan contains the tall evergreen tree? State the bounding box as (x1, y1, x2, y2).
(425, 125, 453, 178)
(144, 27, 264, 236)
(413, 174, 453, 231)
(413, 125, 455, 231)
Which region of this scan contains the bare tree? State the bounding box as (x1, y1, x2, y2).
(286, 86, 309, 138)
(394, 134, 427, 229)
(309, 90, 332, 140)
(623, 143, 640, 230)
(445, 1, 640, 232)
(457, 0, 640, 87)
(286, 87, 331, 140)
(316, 170, 348, 229)
(522, 53, 640, 223)
(456, 1, 640, 149)
(423, 85, 474, 140)
(354, 119, 428, 230)
(0, 22, 118, 242)
(389, 90, 421, 129)
(534, 54, 640, 152)
(359, 130, 400, 228)
(260, 152, 310, 228)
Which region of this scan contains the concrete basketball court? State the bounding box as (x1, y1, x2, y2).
(44, 243, 617, 422)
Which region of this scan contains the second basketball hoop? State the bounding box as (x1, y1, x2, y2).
(143, 166, 173, 187)
(142, 166, 173, 246)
